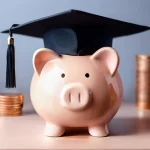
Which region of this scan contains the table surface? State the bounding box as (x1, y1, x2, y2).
(0, 102, 150, 150)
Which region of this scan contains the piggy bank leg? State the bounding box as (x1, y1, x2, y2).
(88, 124, 109, 137)
(44, 122, 65, 137)
(105, 124, 109, 134)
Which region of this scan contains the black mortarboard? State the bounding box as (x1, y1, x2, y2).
(2, 9, 150, 56)
(1, 9, 150, 88)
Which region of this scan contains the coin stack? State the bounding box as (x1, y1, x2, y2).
(136, 55, 150, 110)
(0, 93, 23, 116)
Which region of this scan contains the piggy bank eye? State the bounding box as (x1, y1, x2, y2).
(85, 73, 90, 78)
(61, 73, 65, 78)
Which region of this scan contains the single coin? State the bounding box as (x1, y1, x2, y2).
(0, 104, 23, 107)
(0, 93, 23, 98)
(0, 112, 22, 116)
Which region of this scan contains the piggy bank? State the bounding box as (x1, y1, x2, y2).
(30, 47, 123, 137)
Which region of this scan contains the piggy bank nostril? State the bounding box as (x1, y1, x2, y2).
(69, 93, 71, 103)
(78, 93, 81, 103)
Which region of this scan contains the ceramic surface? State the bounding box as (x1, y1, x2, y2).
(30, 47, 123, 137)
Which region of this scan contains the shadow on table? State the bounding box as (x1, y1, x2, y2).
(63, 112, 150, 137)
(22, 109, 36, 116)
(109, 116, 150, 136)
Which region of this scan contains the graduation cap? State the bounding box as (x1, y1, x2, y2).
(1, 9, 149, 88)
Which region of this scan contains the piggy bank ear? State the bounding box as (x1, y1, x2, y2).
(90, 47, 119, 77)
(33, 48, 60, 75)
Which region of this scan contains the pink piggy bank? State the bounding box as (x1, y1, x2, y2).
(30, 47, 123, 137)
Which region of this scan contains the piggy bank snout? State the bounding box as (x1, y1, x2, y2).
(60, 83, 91, 111)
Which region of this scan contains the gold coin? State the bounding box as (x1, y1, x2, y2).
(0, 107, 22, 111)
(0, 93, 23, 98)
(0, 103, 22, 107)
(0, 108, 22, 112)
(0, 97, 23, 100)
(0, 100, 23, 104)
(0, 109, 22, 113)
(3, 107, 22, 110)
(0, 106, 23, 109)
(136, 55, 150, 60)
(0, 98, 23, 104)
(0, 102, 23, 105)
(0, 109, 22, 112)
(136, 101, 150, 110)
(0, 106, 22, 109)
(0, 112, 22, 116)
(0, 112, 22, 115)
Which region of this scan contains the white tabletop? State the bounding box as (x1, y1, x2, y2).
(0, 102, 150, 150)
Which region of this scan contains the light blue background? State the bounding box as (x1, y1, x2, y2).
(0, 0, 150, 109)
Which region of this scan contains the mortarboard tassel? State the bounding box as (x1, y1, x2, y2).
(6, 24, 18, 88)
